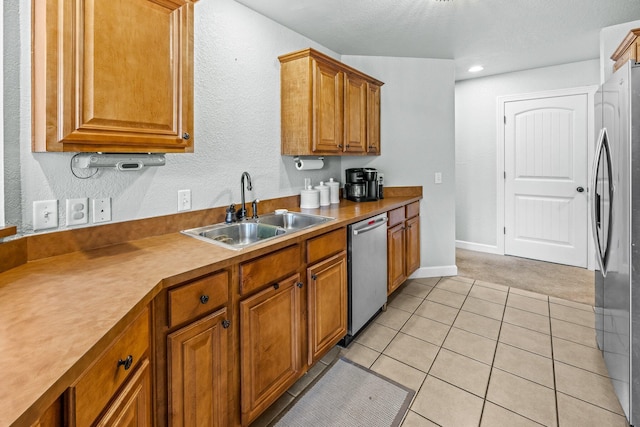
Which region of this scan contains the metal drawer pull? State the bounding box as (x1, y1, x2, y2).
(200, 295, 209, 304)
(222, 319, 231, 329)
(117, 355, 133, 370)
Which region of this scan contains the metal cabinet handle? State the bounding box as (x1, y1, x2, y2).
(222, 319, 231, 329)
(182, 132, 190, 140)
(117, 355, 133, 370)
(200, 295, 209, 304)
(311, 274, 317, 281)
(273, 283, 280, 290)
(297, 282, 304, 288)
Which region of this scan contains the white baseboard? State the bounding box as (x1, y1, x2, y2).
(456, 240, 502, 255)
(410, 265, 458, 279)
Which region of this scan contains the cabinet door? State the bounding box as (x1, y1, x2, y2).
(312, 60, 344, 154)
(307, 252, 347, 365)
(240, 275, 303, 425)
(367, 83, 381, 154)
(33, 0, 194, 153)
(344, 74, 368, 154)
(167, 309, 229, 427)
(387, 224, 406, 295)
(405, 216, 421, 277)
(95, 359, 152, 427)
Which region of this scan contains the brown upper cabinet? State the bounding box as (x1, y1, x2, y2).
(279, 48, 383, 156)
(32, 0, 197, 153)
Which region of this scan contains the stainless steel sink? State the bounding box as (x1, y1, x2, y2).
(255, 212, 333, 230)
(181, 222, 287, 250)
(181, 211, 334, 250)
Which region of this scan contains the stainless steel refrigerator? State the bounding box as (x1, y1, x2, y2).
(593, 60, 640, 425)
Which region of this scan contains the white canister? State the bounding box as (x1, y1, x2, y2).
(327, 178, 340, 204)
(315, 182, 330, 206)
(300, 186, 320, 209)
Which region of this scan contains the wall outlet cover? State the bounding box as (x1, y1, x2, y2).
(66, 198, 89, 226)
(93, 198, 112, 223)
(33, 200, 59, 231)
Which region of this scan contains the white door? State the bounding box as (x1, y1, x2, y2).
(504, 94, 588, 267)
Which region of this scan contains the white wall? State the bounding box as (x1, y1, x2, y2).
(11, 0, 344, 233)
(7, 0, 456, 275)
(455, 59, 600, 250)
(342, 56, 457, 275)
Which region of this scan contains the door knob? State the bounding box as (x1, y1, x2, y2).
(577, 187, 585, 193)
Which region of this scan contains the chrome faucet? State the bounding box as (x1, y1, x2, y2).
(237, 172, 253, 221)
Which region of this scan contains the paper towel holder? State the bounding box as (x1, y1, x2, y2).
(293, 156, 324, 170)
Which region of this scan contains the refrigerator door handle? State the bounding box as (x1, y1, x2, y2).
(601, 129, 614, 273)
(591, 127, 607, 275)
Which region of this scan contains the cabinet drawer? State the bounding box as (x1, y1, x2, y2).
(71, 307, 150, 427)
(307, 228, 346, 264)
(387, 207, 405, 228)
(406, 201, 420, 219)
(240, 245, 301, 295)
(168, 270, 229, 327)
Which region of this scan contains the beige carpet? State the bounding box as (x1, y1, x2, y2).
(456, 248, 595, 306)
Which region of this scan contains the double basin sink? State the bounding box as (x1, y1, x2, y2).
(181, 211, 334, 250)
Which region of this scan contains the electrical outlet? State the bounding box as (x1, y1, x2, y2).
(66, 198, 89, 226)
(33, 200, 59, 231)
(435, 172, 442, 184)
(93, 198, 112, 223)
(178, 189, 191, 212)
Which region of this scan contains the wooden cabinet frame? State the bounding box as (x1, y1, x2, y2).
(279, 48, 383, 156)
(32, 0, 196, 153)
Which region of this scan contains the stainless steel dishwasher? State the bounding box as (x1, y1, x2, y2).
(343, 212, 388, 345)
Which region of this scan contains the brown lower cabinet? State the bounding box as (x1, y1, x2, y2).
(387, 202, 421, 295)
(167, 308, 229, 427)
(67, 307, 152, 427)
(307, 251, 347, 365)
(240, 274, 304, 425)
(95, 358, 152, 427)
(154, 269, 231, 427)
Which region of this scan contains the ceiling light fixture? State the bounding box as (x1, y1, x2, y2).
(468, 65, 484, 73)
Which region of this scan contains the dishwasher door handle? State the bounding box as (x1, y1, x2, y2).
(353, 217, 388, 235)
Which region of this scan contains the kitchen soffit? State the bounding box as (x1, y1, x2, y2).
(234, 0, 640, 80)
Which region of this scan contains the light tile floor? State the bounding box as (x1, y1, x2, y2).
(344, 277, 629, 427)
(253, 276, 630, 427)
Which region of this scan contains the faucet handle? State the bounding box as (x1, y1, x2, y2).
(251, 199, 260, 219)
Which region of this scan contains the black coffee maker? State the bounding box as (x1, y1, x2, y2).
(345, 168, 379, 202)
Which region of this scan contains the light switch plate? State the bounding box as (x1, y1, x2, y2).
(178, 189, 191, 212)
(33, 200, 59, 231)
(66, 198, 89, 226)
(93, 198, 112, 223)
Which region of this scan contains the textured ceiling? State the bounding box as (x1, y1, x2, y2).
(234, 0, 640, 80)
